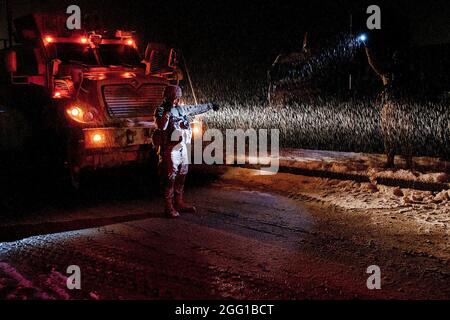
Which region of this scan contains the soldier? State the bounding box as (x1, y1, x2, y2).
(154, 85, 218, 218)
(364, 45, 413, 169)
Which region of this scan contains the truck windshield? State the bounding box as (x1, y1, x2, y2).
(98, 44, 142, 67)
(51, 43, 97, 65)
(49, 43, 142, 67)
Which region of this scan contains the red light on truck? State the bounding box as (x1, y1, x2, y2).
(44, 36, 54, 45)
(126, 39, 134, 46)
(121, 72, 135, 79)
(80, 37, 88, 44)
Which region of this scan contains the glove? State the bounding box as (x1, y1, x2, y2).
(211, 102, 220, 111)
(173, 116, 190, 129)
(180, 119, 190, 129)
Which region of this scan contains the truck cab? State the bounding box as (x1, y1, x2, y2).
(0, 13, 182, 187)
(267, 50, 319, 105)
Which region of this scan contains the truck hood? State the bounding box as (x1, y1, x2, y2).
(72, 67, 168, 125)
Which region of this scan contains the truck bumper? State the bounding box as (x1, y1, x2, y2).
(78, 126, 156, 169)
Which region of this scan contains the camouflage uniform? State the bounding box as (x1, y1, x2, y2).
(154, 86, 195, 218)
(365, 47, 413, 168)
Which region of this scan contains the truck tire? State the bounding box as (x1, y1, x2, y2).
(65, 163, 82, 190)
(59, 144, 83, 191)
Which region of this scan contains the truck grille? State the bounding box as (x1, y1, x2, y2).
(103, 84, 165, 118)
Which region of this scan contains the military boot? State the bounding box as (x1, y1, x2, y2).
(164, 178, 180, 218)
(174, 174, 196, 213)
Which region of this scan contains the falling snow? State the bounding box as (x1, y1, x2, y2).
(182, 34, 450, 159)
(204, 101, 449, 158)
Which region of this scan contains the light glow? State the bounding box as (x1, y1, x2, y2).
(193, 125, 201, 135)
(358, 34, 367, 42)
(192, 121, 203, 138)
(121, 72, 135, 79)
(92, 133, 104, 143)
(44, 36, 54, 44)
(70, 107, 81, 117)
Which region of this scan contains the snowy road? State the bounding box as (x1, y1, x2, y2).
(0, 166, 449, 299)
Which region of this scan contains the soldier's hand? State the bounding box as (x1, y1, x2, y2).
(211, 102, 220, 111)
(180, 119, 190, 129)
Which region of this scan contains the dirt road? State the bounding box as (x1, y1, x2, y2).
(0, 166, 448, 299)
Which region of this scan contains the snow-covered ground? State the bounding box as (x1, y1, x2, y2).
(221, 165, 450, 239)
(234, 148, 449, 187)
(234, 149, 450, 220)
(279, 148, 450, 186)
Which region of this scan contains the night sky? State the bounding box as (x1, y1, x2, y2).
(1, 0, 449, 99)
(2, 0, 450, 56)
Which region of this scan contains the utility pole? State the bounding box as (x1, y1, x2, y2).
(348, 13, 353, 91)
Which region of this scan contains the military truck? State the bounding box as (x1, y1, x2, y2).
(267, 50, 319, 105)
(0, 13, 184, 188)
(267, 33, 321, 105)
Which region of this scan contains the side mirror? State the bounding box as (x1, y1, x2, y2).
(50, 59, 62, 76)
(143, 43, 177, 73)
(143, 43, 182, 80)
(5, 50, 17, 73)
(143, 43, 167, 62)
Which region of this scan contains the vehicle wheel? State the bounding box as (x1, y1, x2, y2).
(59, 141, 82, 191)
(143, 147, 161, 189)
(147, 146, 160, 173)
(67, 164, 82, 190)
(59, 163, 82, 191)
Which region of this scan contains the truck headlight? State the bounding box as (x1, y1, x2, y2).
(66, 106, 96, 124)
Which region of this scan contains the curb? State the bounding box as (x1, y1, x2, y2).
(233, 164, 450, 192)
